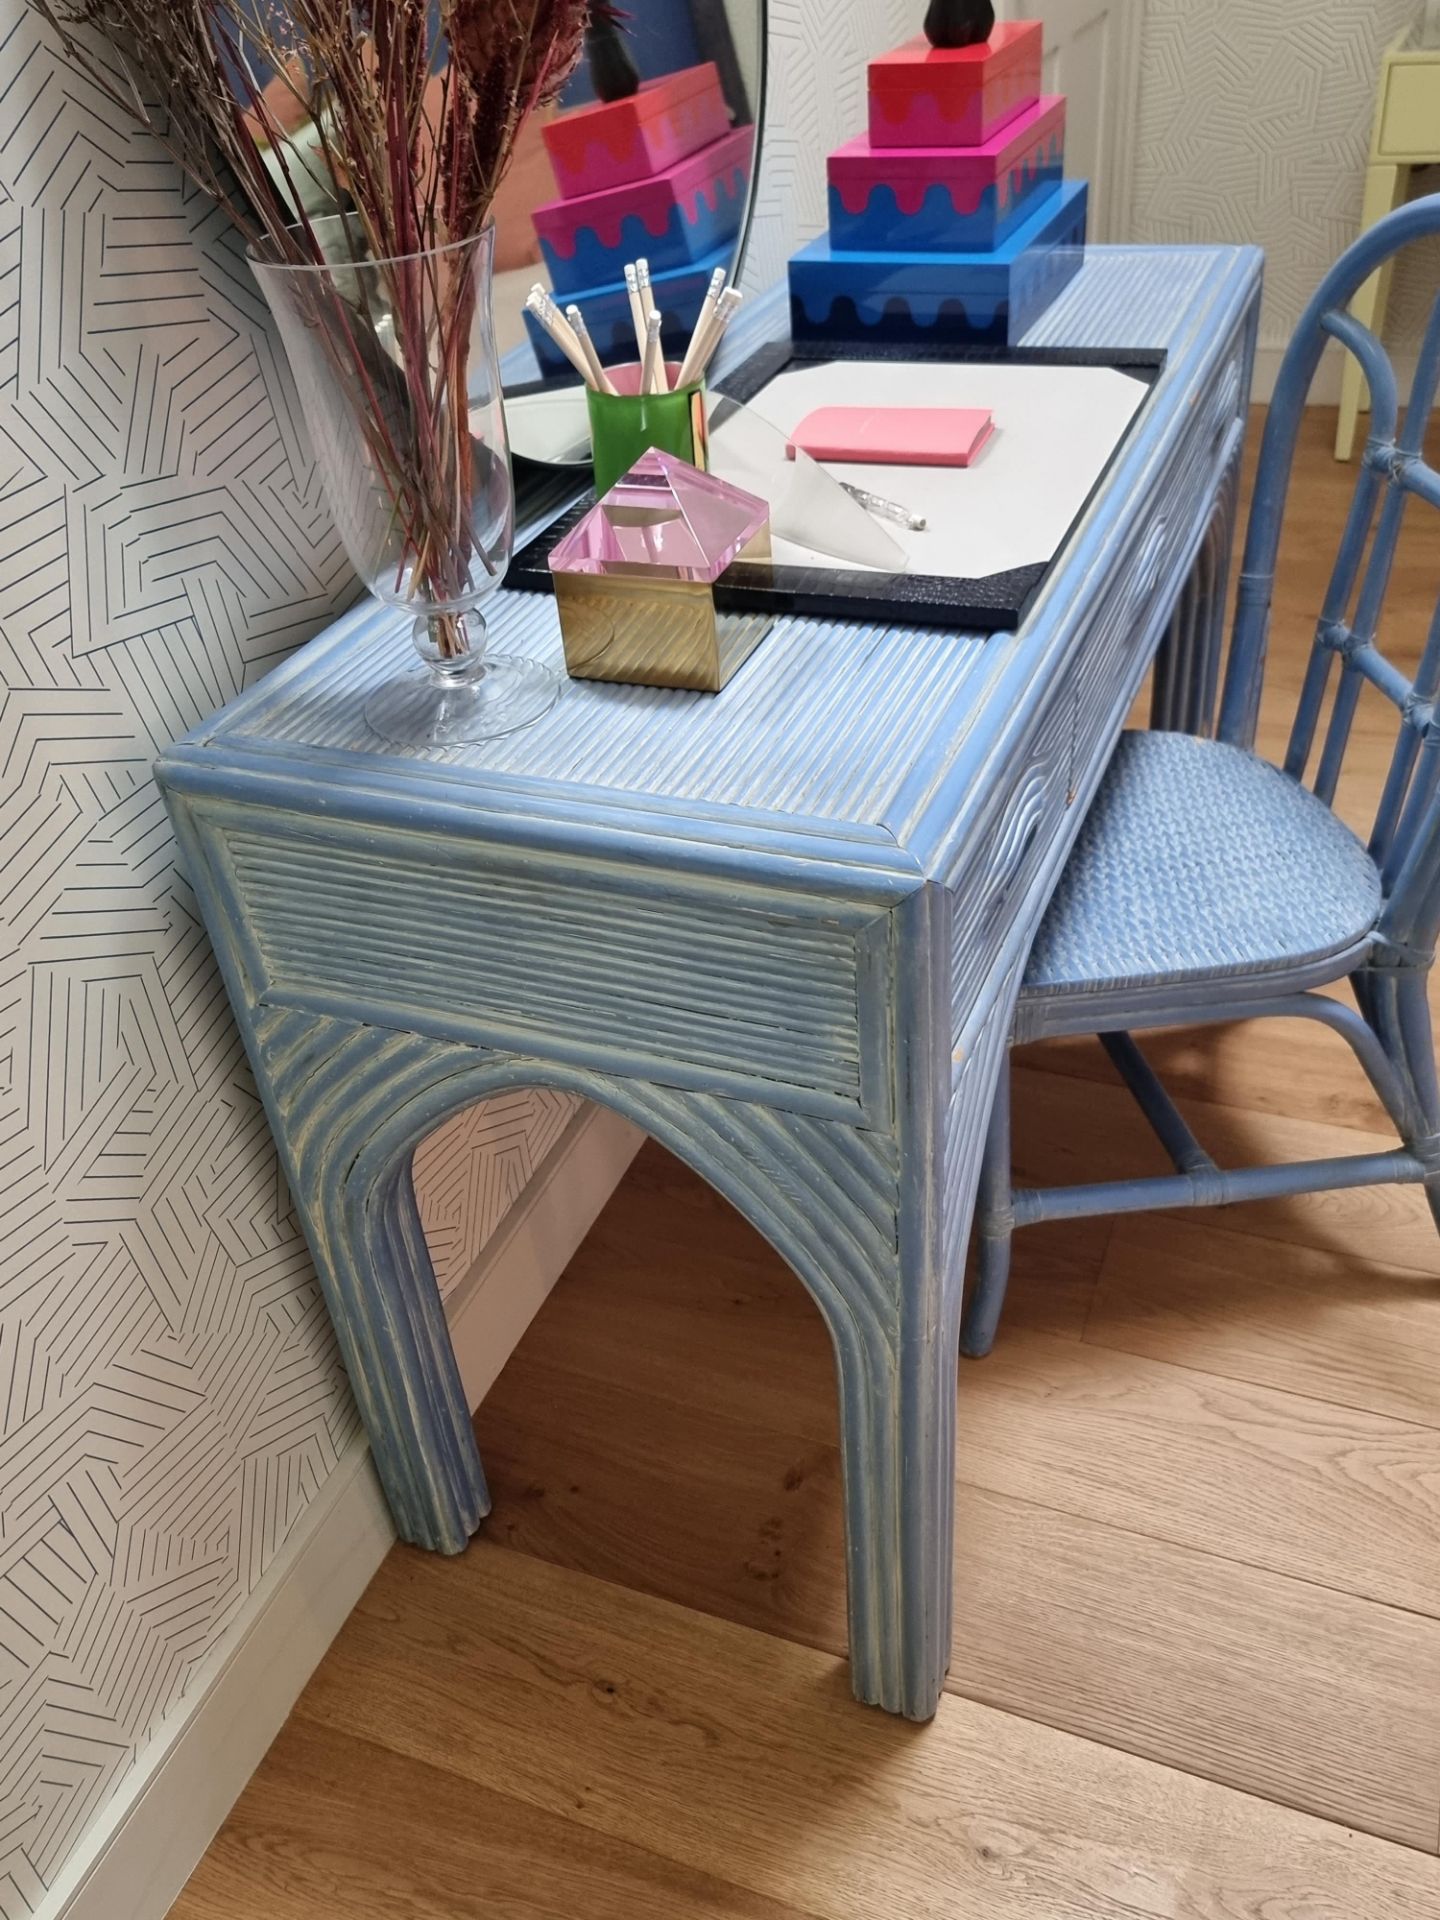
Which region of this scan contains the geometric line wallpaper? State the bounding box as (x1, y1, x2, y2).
(414, 1088, 579, 1297)
(0, 6, 561, 1908)
(741, 0, 915, 293)
(0, 7, 370, 1905)
(0, 5, 924, 1907)
(1131, 0, 1440, 350)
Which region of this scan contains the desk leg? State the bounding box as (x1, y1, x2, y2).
(253, 1006, 494, 1554)
(1150, 443, 1241, 737)
(237, 993, 960, 1718)
(1336, 162, 1407, 461)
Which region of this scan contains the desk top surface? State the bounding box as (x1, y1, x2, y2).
(172, 247, 1260, 880)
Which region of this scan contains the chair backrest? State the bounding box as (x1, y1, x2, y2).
(1218, 194, 1440, 965)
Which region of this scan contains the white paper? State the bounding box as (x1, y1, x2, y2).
(707, 360, 1147, 579)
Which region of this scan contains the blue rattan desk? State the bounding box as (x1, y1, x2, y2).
(157, 246, 1262, 1721)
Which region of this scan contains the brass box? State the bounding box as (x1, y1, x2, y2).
(554, 529, 774, 692)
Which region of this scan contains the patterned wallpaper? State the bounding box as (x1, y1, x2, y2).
(0, 5, 882, 1912)
(0, 10, 370, 1910)
(742, 0, 915, 292)
(1131, 0, 1439, 348)
(414, 1088, 577, 1296)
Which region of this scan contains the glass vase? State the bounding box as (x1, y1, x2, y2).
(250, 217, 559, 746)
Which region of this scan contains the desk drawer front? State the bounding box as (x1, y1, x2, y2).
(946, 324, 1247, 1049)
(219, 822, 881, 1118)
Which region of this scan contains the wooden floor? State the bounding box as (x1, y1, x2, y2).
(173, 409, 1440, 1920)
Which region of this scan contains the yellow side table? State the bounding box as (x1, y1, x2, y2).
(1335, 24, 1440, 459)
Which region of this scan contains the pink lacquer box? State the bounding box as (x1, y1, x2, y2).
(829, 96, 1065, 253)
(542, 63, 732, 199)
(868, 22, 1042, 150)
(533, 125, 753, 290)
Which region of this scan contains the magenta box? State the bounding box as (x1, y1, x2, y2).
(868, 22, 1042, 150)
(533, 126, 753, 289)
(829, 97, 1065, 253)
(542, 63, 732, 199)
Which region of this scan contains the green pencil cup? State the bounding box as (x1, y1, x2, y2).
(587, 361, 709, 499)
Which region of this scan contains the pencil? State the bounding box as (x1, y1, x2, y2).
(640, 310, 665, 395)
(635, 257, 657, 332)
(566, 304, 617, 395)
(676, 267, 726, 387)
(624, 263, 648, 363)
(688, 286, 743, 383)
(525, 290, 595, 387)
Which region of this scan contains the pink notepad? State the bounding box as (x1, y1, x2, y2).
(787, 405, 995, 467)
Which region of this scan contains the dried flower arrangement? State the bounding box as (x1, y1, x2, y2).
(26, 0, 615, 653)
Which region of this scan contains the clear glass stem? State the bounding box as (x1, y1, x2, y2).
(418, 606, 487, 677)
(364, 606, 557, 747)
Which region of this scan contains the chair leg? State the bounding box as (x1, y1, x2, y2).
(961, 1063, 1014, 1359)
(1394, 973, 1440, 1234)
(1357, 966, 1440, 1234)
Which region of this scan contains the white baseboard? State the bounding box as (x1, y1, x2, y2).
(446, 1102, 644, 1408)
(43, 1099, 643, 1920)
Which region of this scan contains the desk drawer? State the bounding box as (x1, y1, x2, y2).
(946, 323, 1248, 1050)
(215, 816, 888, 1122)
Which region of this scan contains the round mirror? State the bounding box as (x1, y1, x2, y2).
(494, 0, 766, 472)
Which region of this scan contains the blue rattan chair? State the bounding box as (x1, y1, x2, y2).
(961, 194, 1440, 1360)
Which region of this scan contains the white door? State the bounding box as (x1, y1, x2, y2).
(995, 0, 1143, 243)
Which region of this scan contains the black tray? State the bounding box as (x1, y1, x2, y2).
(508, 338, 1166, 633)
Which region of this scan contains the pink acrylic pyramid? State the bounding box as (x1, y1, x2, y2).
(548, 450, 769, 584)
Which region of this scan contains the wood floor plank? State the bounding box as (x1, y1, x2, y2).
(1015, 1005, 1397, 1137)
(516, 1149, 1104, 1451)
(476, 1341, 1440, 1844)
(169, 1717, 803, 1920)
(295, 1541, 1440, 1919)
(1088, 1212, 1440, 1427)
(1012, 973, 1440, 1143)
(476, 1346, 849, 1645)
(952, 1483, 1440, 1850)
(958, 1328, 1440, 1617)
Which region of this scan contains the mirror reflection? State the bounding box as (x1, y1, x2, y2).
(494, 1, 764, 466)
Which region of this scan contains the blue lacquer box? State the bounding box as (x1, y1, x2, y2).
(523, 239, 735, 376)
(789, 179, 1088, 348)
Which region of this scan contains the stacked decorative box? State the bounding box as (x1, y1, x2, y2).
(789, 22, 1088, 348)
(525, 63, 751, 377)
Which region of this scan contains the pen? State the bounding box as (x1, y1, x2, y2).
(840, 481, 927, 531)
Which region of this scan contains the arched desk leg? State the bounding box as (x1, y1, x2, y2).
(244, 1004, 959, 1720)
(255, 1007, 493, 1553)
